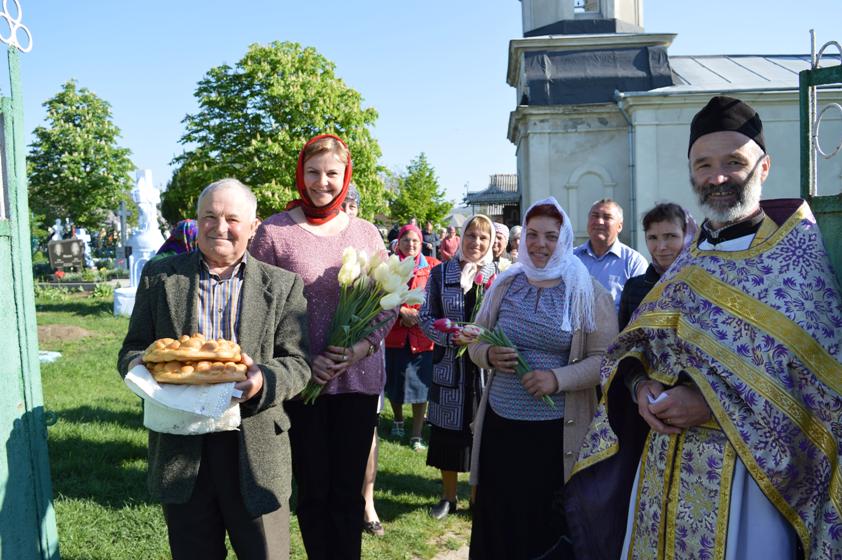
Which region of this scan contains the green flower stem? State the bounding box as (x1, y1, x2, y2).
(305, 285, 399, 404)
(479, 327, 555, 407)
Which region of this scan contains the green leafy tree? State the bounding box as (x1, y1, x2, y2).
(160, 160, 203, 225)
(165, 41, 387, 220)
(389, 153, 452, 226)
(28, 80, 135, 231)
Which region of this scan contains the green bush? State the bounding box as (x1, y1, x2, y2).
(34, 285, 70, 301)
(105, 268, 129, 280)
(59, 271, 85, 283)
(92, 283, 114, 298)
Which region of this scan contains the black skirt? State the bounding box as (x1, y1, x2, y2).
(469, 406, 570, 560)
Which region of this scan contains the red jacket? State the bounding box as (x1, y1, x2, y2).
(385, 255, 440, 353)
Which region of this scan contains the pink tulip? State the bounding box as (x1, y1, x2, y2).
(474, 272, 484, 286)
(461, 324, 484, 337)
(484, 274, 497, 289)
(433, 318, 462, 333)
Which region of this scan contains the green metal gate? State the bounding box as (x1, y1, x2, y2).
(0, 5, 61, 559)
(800, 32, 842, 281)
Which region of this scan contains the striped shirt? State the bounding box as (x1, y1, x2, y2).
(197, 255, 247, 342)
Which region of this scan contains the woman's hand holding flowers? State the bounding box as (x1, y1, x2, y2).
(399, 307, 420, 327)
(488, 345, 519, 373)
(312, 341, 372, 385)
(311, 353, 340, 385)
(521, 369, 558, 400)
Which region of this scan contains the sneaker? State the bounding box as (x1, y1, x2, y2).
(390, 421, 405, 438)
(409, 437, 427, 451)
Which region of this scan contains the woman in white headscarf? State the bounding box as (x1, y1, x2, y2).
(467, 198, 618, 559)
(419, 214, 499, 520)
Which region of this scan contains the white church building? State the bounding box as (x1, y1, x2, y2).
(508, 0, 842, 248)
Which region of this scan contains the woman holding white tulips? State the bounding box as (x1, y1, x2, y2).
(250, 134, 395, 560)
(419, 214, 499, 520)
(385, 224, 441, 450)
(465, 198, 617, 559)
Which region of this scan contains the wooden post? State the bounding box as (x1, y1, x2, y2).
(0, 44, 61, 559)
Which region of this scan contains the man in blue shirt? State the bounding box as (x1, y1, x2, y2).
(574, 198, 648, 312)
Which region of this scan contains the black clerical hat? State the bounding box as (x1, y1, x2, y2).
(688, 96, 765, 156)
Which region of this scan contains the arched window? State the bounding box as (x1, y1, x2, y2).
(562, 164, 617, 240)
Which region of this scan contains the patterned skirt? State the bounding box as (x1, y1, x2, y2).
(426, 361, 481, 472)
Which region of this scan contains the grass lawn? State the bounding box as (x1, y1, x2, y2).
(37, 293, 472, 559)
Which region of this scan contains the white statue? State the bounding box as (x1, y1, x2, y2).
(132, 169, 161, 236)
(76, 227, 95, 268)
(116, 169, 165, 317)
(50, 218, 64, 240)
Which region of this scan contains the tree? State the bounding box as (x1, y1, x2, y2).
(28, 80, 135, 231)
(389, 153, 453, 226)
(160, 159, 202, 225)
(165, 41, 388, 221)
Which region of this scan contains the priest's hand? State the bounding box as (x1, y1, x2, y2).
(636, 380, 681, 435)
(648, 383, 712, 432)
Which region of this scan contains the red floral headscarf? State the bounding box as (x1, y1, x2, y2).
(285, 134, 353, 225)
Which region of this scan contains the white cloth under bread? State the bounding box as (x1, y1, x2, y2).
(124, 364, 242, 435)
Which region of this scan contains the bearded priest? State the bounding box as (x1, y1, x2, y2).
(565, 96, 842, 560)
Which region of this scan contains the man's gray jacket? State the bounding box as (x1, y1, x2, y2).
(118, 250, 310, 516)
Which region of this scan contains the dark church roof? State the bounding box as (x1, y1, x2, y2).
(521, 45, 675, 105)
(464, 174, 520, 205)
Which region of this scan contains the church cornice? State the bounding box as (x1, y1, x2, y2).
(507, 33, 676, 87)
(507, 103, 627, 144)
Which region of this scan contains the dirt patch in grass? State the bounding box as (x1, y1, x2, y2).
(38, 324, 93, 344)
(428, 530, 469, 559)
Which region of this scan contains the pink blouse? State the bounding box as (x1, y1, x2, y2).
(250, 211, 390, 396)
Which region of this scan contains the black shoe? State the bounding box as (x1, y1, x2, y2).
(362, 520, 385, 536)
(430, 499, 457, 520)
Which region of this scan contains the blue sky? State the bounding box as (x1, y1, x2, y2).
(15, 1, 842, 206)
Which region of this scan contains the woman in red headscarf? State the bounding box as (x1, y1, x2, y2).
(251, 134, 394, 560)
(384, 224, 440, 451)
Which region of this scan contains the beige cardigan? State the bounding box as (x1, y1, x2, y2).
(468, 274, 618, 484)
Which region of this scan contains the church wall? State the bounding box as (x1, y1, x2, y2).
(511, 105, 632, 246)
(626, 91, 842, 248)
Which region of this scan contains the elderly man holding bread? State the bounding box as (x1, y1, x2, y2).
(118, 178, 310, 560)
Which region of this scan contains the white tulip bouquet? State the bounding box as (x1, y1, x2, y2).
(301, 247, 426, 404)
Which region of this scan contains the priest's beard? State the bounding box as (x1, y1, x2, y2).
(690, 166, 762, 226)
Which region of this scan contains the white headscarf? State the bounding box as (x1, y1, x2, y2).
(454, 214, 496, 293)
(484, 197, 596, 332)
